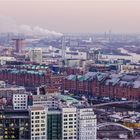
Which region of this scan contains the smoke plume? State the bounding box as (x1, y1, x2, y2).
(0, 15, 63, 37)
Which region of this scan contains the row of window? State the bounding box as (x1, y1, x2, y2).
(64, 136, 77, 139)
(31, 136, 46, 140)
(31, 116, 45, 119)
(64, 122, 76, 125)
(31, 124, 45, 127)
(64, 114, 76, 117)
(31, 112, 45, 115)
(64, 118, 76, 121)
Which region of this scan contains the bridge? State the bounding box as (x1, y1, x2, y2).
(97, 122, 134, 136)
(93, 100, 139, 107)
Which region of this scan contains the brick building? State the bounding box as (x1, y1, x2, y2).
(0, 68, 64, 92)
(63, 72, 140, 100)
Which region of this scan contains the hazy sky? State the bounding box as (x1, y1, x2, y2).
(0, 0, 140, 33)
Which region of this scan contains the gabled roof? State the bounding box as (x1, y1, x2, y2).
(121, 75, 138, 82)
(66, 75, 76, 81)
(105, 77, 120, 86)
(133, 81, 140, 88)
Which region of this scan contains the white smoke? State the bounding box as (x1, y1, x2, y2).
(0, 15, 63, 37)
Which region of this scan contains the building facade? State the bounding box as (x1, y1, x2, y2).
(30, 106, 47, 140)
(30, 48, 42, 64)
(13, 93, 28, 110)
(63, 72, 140, 100)
(47, 109, 62, 140)
(77, 108, 97, 140)
(0, 110, 30, 139)
(62, 108, 77, 140)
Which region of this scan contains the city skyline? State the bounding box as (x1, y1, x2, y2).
(0, 0, 140, 34)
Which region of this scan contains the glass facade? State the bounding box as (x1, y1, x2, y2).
(47, 113, 62, 140)
(0, 111, 30, 139)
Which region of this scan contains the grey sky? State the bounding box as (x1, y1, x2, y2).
(0, 0, 140, 33)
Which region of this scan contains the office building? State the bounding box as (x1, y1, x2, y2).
(0, 110, 30, 139)
(47, 109, 62, 140)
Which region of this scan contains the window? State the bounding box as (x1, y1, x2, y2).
(35, 124, 39, 127)
(64, 133, 67, 136)
(41, 136, 45, 139)
(35, 112, 39, 115)
(35, 116, 39, 119)
(41, 124, 45, 127)
(41, 116, 45, 119)
(35, 120, 39, 123)
(69, 114, 73, 117)
(41, 128, 45, 131)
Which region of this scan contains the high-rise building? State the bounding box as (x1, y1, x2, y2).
(30, 105, 47, 140)
(47, 109, 62, 140)
(12, 38, 24, 53)
(62, 107, 77, 140)
(77, 108, 97, 140)
(29, 98, 97, 140)
(30, 48, 42, 64)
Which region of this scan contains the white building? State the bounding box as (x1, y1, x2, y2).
(32, 95, 60, 109)
(30, 105, 47, 140)
(77, 108, 97, 140)
(0, 56, 16, 65)
(0, 81, 6, 88)
(30, 48, 42, 64)
(62, 107, 77, 140)
(65, 51, 87, 60)
(13, 93, 28, 110)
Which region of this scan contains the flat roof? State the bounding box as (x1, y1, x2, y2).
(58, 95, 79, 103)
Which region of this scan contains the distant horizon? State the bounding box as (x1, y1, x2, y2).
(1, 31, 140, 36)
(0, 0, 140, 34)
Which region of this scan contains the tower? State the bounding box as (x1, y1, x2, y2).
(62, 36, 66, 60)
(61, 36, 66, 66)
(12, 38, 25, 53)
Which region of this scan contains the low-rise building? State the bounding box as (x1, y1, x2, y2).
(63, 72, 140, 100)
